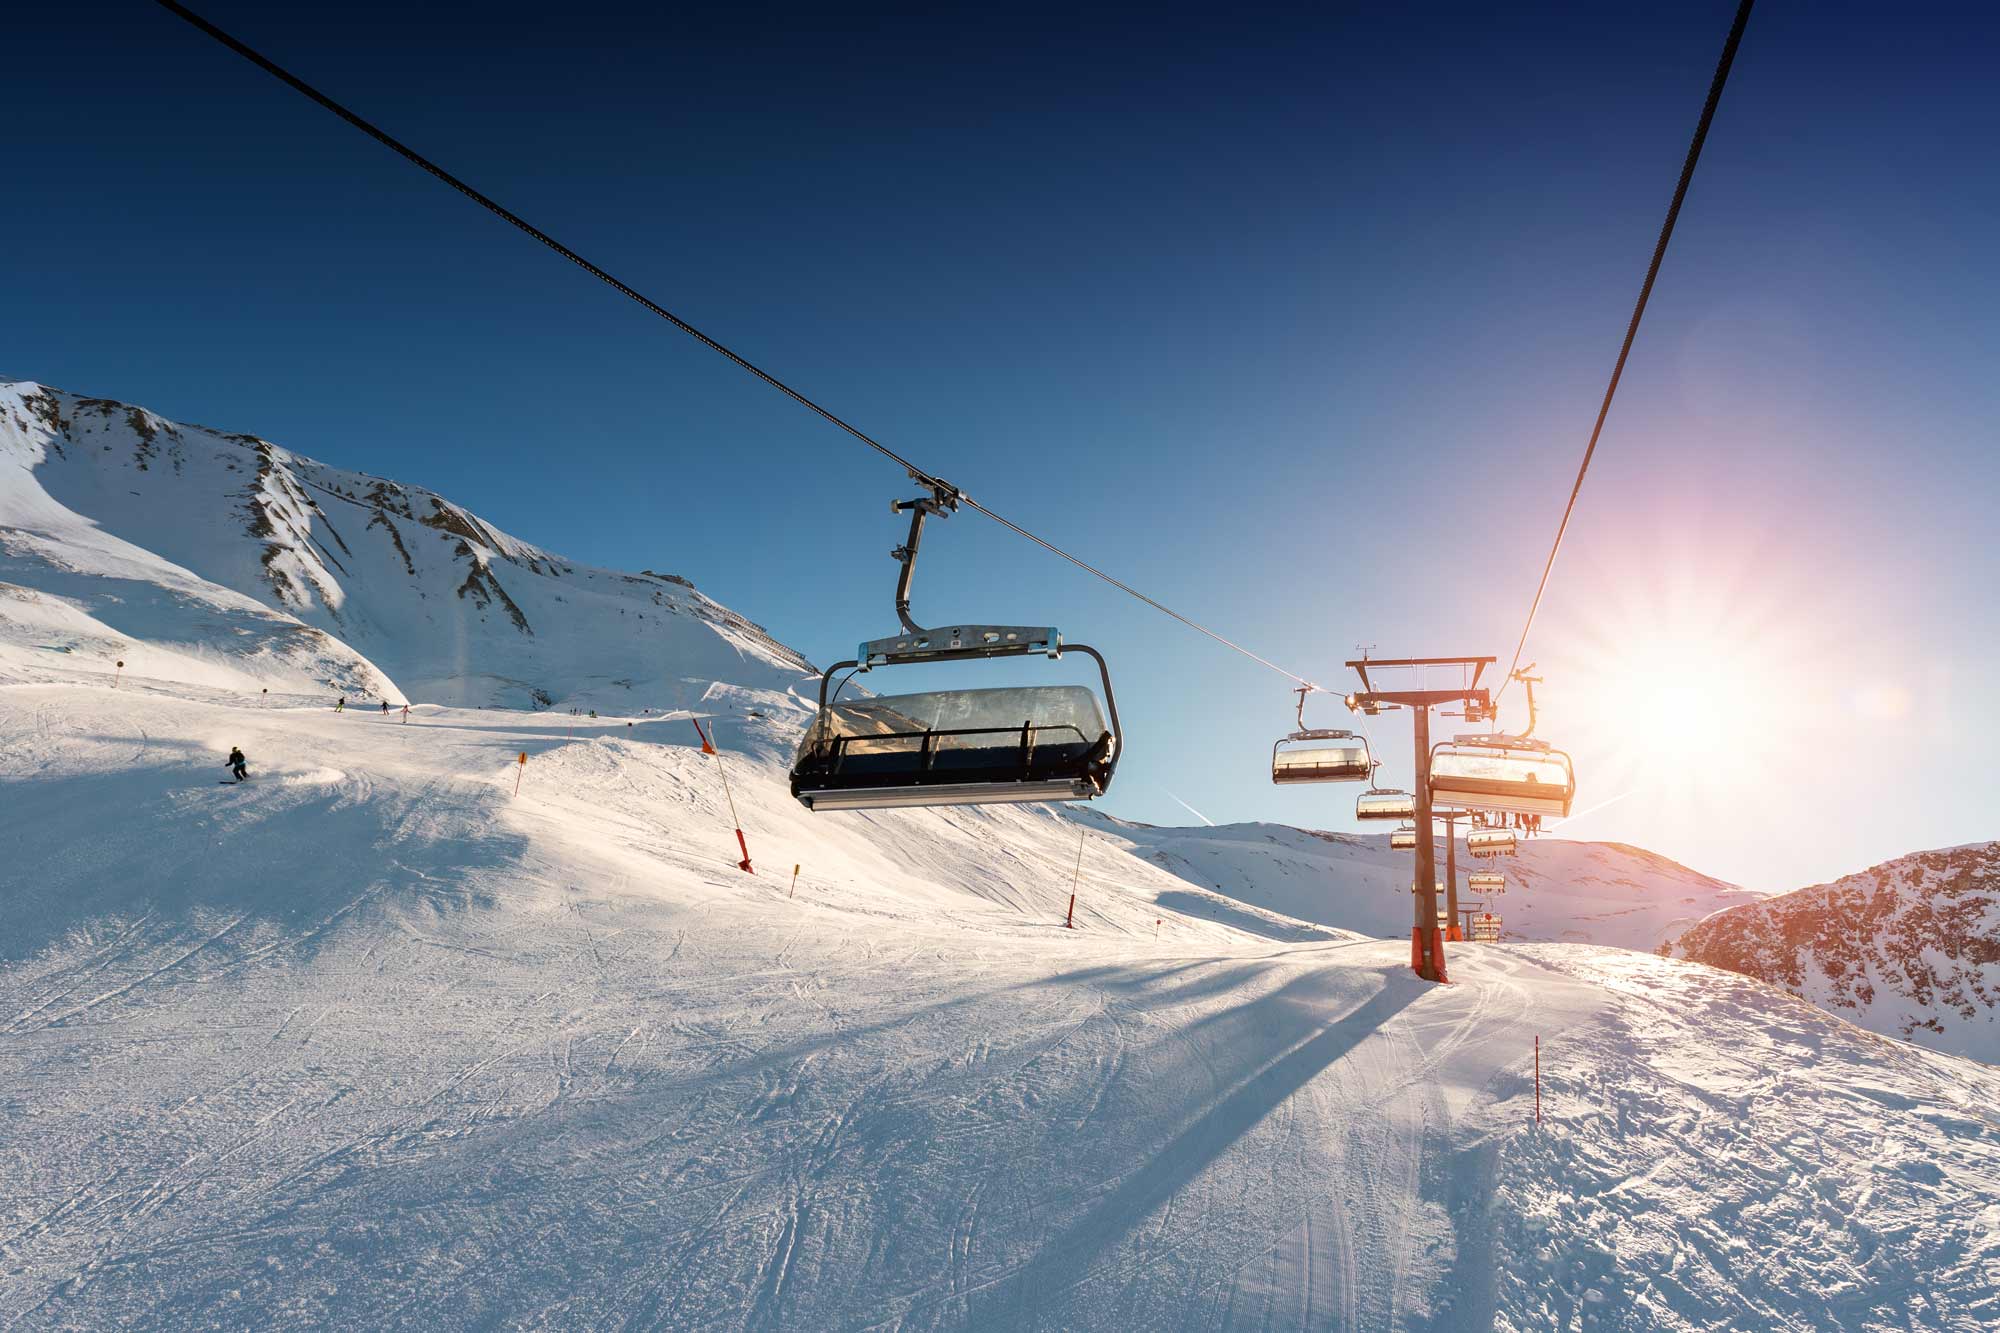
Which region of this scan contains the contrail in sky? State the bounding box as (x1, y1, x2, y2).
(1551, 786, 1639, 832)
(1163, 788, 1216, 826)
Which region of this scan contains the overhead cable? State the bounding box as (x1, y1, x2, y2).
(1496, 0, 1756, 702)
(152, 0, 1323, 691)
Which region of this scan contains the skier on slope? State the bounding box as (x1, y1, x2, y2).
(336, 696, 345, 712)
(380, 700, 390, 714)
(225, 746, 249, 782)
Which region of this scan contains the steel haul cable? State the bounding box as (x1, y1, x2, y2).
(1496, 0, 1756, 703)
(151, 0, 1324, 692)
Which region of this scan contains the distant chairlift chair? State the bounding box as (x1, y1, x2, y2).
(1271, 686, 1371, 784)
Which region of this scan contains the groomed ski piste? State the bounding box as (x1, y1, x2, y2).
(5, 663, 1999, 1330)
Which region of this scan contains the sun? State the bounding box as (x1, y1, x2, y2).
(1629, 673, 1731, 765)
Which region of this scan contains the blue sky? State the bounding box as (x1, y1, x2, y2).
(6, 1, 1996, 890)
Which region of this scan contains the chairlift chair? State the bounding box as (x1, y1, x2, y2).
(1390, 824, 1419, 852)
(791, 487, 1121, 812)
(1468, 870, 1506, 894)
(1427, 736, 1575, 819)
(1470, 913, 1502, 943)
(1466, 827, 1518, 858)
(1355, 787, 1416, 822)
(1271, 686, 1372, 784)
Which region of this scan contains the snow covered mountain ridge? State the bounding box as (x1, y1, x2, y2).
(1667, 840, 2000, 1064)
(0, 377, 811, 707)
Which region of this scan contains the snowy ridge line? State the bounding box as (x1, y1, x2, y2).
(0, 377, 812, 707)
(1668, 839, 2000, 1063)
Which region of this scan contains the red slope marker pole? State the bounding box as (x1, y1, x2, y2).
(694, 718, 752, 873)
(114, 659, 124, 688)
(514, 752, 526, 797)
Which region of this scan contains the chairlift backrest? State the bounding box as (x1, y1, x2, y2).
(1466, 827, 1518, 857)
(1428, 737, 1575, 818)
(1390, 824, 1419, 851)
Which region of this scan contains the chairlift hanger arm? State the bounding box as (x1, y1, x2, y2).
(889, 481, 962, 636)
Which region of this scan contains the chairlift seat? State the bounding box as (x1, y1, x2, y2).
(1466, 827, 1518, 858)
(1390, 825, 1419, 851)
(793, 684, 1117, 811)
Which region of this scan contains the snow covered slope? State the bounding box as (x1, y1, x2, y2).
(1075, 812, 1765, 952)
(0, 378, 811, 708)
(5, 677, 1997, 1331)
(1667, 842, 2000, 1064)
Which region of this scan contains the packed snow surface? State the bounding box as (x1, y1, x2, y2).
(4, 677, 1997, 1331)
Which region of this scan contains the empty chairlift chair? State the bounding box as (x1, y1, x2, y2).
(1471, 913, 1502, 943)
(1271, 686, 1372, 785)
(1355, 787, 1416, 822)
(791, 486, 1121, 813)
(1466, 827, 1517, 858)
(793, 681, 1117, 811)
(1468, 870, 1506, 894)
(1428, 736, 1576, 821)
(1390, 823, 1419, 851)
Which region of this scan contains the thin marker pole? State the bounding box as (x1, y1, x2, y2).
(1065, 827, 1085, 929)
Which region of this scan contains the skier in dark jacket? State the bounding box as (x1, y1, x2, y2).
(226, 747, 249, 782)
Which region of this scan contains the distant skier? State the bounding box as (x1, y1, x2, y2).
(336, 696, 345, 712)
(400, 704, 410, 724)
(225, 747, 249, 782)
(380, 700, 390, 714)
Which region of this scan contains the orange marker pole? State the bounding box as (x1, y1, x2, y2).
(696, 719, 752, 873)
(789, 865, 800, 899)
(514, 752, 526, 797)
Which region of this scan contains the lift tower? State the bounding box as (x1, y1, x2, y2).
(1345, 656, 1494, 983)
